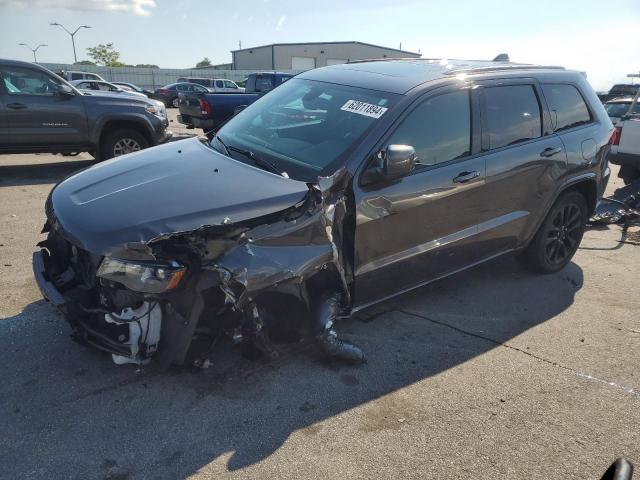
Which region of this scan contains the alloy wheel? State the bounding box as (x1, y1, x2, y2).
(113, 138, 141, 157)
(544, 203, 582, 265)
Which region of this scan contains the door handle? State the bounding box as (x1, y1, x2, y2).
(540, 147, 562, 157)
(453, 171, 480, 183)
(7, 103, 27, 110)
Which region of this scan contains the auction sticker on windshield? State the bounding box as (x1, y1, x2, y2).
(340, 100, 388, 119)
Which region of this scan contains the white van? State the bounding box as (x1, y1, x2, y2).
(176, 77, 244, 93)
(58, 70, 105, 82)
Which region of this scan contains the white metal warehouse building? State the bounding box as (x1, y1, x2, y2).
(231, 41, 421, 71)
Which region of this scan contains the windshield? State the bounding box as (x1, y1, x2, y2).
(213, 78, 398, 182)
(605, 102, 640, 117)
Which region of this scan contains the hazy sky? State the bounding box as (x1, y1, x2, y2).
(0, 0, 638, 91)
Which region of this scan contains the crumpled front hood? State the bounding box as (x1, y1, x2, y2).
(49, 138, 310, 255)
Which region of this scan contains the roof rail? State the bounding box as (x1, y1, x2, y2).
(443, 64, 566, 75)
(347, 57, 505, 64)
(346, 58, 566, 73)
(347, 57, 426, 64)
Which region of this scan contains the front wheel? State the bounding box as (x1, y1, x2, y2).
(99, 129, 149, 161)
(519, 191, 587, 274)
(172, 97, 179, 108)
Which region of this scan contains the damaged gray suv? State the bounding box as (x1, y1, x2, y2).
(34, 59, 613, 367)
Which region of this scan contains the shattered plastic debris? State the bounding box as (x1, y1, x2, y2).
(589, 178, 640, 226)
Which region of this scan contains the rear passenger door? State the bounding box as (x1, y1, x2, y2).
(473, 80, 567, 254)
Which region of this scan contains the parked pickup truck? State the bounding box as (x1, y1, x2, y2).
(0, 59, 171, 160)
(598, 84, 640, 104)
(609, 92, 640, 184)
(177, 71, 293, 133)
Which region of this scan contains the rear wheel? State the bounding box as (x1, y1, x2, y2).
(171, 97, 179, 108)
(99, 129, 148, 161)
(520, 191, 587, 273)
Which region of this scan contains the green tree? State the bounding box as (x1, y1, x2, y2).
(74, 60, 96, 66)
(196, 57, 212, 68)
(86, 43, 121, 67)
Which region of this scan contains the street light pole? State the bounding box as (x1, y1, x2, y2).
(18, 43, 47, 62)
(50, 22, 91, 63)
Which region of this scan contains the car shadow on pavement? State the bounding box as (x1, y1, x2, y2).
(0, 255, 583, 479)
(0, 158, 98, 187)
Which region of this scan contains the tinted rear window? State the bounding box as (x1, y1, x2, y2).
(484, 85, 542, 149)
(542, 84, 591, 131)
(254, 76, 274, 92)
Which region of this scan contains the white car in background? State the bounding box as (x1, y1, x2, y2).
(58, 70, 105, 82)
(69, 79, 148, 99)
(608, 93, 640, 184)
(176, 77, 245, 93)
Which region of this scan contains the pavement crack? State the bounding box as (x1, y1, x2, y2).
(397, 309, 640, 399)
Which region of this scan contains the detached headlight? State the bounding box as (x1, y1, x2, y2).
(145, 101, 166, 118)
(97, 258, 186, 293)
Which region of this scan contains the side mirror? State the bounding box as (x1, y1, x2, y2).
(58, 84, 75, 96)
(362, 144, 417, 185)
(384, 144, 417, 180)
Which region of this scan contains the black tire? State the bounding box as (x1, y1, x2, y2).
(99, 129, 149, 161)
(520, 191, 587, 274)
(171, 97, 179, 108)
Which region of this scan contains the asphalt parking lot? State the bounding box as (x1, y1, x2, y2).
(1, 110, 639, 479)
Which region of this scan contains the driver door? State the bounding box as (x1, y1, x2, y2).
(0, 65, 88, 149)
(353, 87, 492, 308)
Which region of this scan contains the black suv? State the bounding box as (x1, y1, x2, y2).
(33, 59, 612, 368)
(0, 59, 171, 160)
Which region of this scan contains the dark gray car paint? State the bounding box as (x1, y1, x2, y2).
(0, 59, 169, 154)
(0, 94, 8, 146)
(34, 60, 613, 366)
(48, 138, 310, 256)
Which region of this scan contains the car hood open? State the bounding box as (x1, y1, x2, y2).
(49, 137, 310, 255)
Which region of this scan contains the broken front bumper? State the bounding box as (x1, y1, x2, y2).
(33, 250, 67, 308)
(33, 246, 175, 366)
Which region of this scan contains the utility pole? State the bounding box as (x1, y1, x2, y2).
(50, 22, 91, 63)
(18, 43, 47, 62)
(627, 72, 640, 85)
(239, 40, 242, 49)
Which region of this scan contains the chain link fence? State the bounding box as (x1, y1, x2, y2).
(40, 63, 301, 90)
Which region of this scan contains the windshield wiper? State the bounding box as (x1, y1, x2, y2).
(214, 134, 287, 178)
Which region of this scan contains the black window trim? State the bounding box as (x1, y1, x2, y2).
(0, 71, 7, 94)
(540, 82, 595, 134)
(357, 84, 482, 187)
(477, 79, 550, 154)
